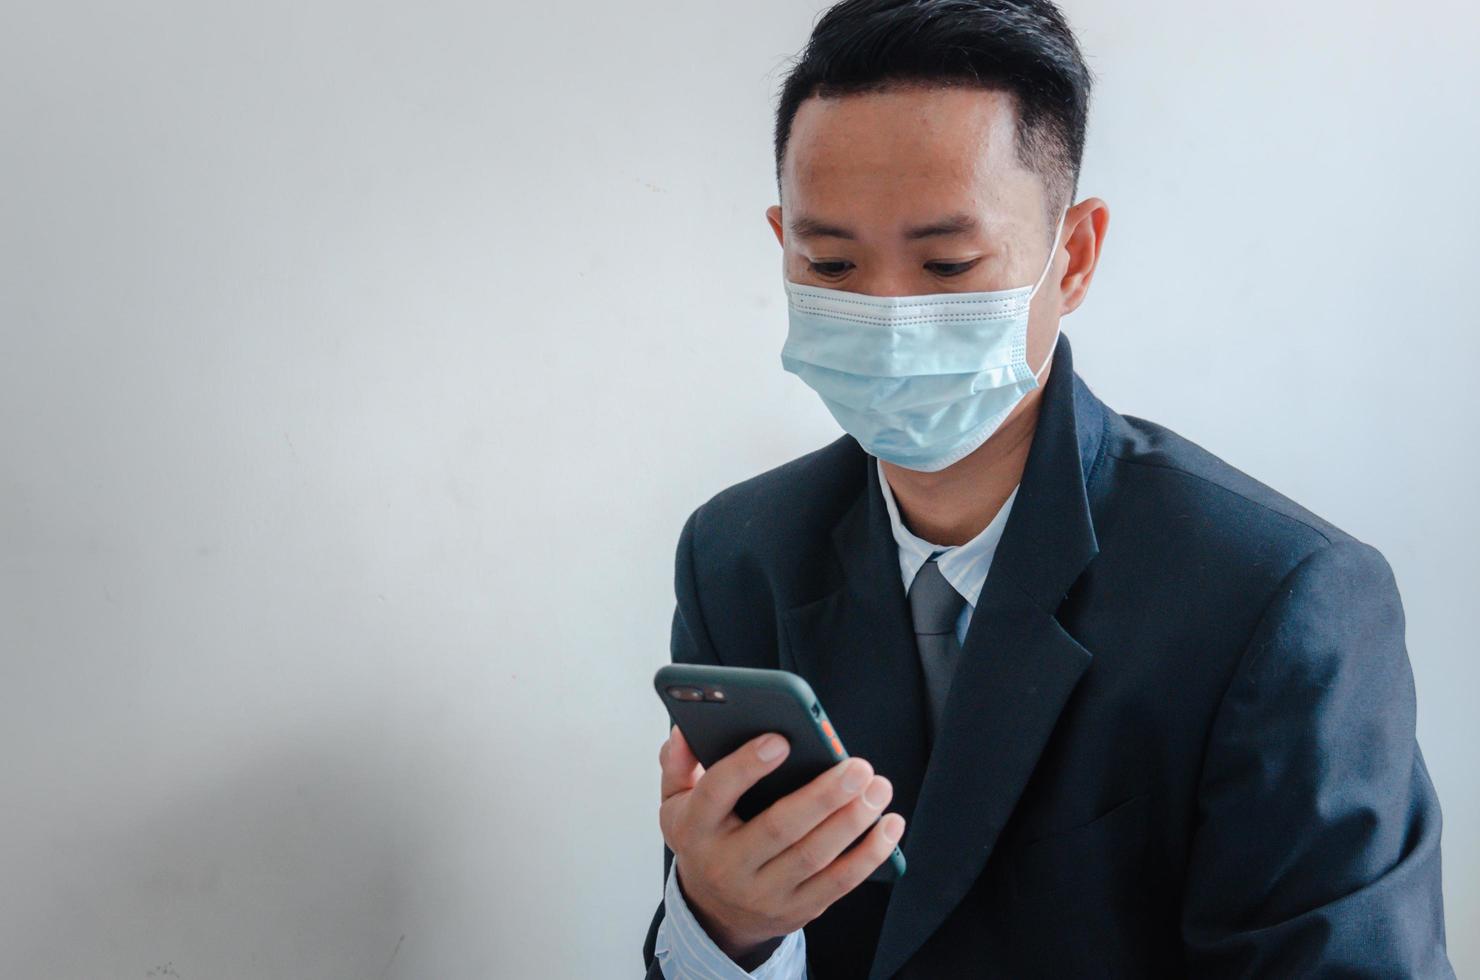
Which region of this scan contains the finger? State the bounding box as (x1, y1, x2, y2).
(757, 774, 893, 884)
(670, 725, 699, 770)
(686, 731, 790, 829)
(660, 725, 705, 801)
(791, 812, 906, 913)
(737, 756, 874, 865)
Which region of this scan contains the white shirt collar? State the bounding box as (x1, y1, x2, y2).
(876, 457, 1019, 609)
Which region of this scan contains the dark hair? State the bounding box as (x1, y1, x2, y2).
(773, 0, 1093, 223)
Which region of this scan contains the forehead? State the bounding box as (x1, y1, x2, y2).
(782, 85, 1044, 233)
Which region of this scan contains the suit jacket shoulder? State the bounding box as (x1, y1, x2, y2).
(681, 436, 863, 658)
(1093, 404, 1377, 587)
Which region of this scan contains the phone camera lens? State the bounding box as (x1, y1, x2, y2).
(667, 686, 705, 701)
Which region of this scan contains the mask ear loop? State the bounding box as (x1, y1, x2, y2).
(1028, 206, 1070, 381)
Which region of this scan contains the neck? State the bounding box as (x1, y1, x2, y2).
(880, 380, 1046, 546)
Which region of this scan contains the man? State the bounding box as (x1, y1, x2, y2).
(643, 1, 1452, 976)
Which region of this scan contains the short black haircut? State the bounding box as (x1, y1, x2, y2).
(773, 0, 1094, 226)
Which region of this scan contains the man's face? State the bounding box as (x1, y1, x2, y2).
(767, 85, 1069, 367)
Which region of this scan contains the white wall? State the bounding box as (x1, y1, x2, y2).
(0, 1, 1473, 976)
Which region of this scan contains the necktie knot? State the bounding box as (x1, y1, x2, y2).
(908, 557, 966, 636)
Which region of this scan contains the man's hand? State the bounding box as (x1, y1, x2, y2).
(657, 724, 906, 965)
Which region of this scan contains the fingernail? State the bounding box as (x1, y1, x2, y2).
(757, 735, 787, 761)
(841, 760, 868, 793)
(883, 815, 905, 842)
(863, 777, 890, 808)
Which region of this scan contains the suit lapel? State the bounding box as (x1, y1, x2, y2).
(866, 332, 1109, 979)
(782, 449, 934, 839)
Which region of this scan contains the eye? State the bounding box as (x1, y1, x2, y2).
(807, 260, 853, 279)
(925, 259, 980, 277)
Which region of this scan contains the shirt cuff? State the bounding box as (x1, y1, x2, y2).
(653, 856, 808, 980)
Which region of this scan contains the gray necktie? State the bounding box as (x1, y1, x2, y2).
(908, 556, 966, 742)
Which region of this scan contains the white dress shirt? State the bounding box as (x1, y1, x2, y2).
(654, 458, 1020, 979)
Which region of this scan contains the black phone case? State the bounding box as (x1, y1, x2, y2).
(654, 663, 906, 883)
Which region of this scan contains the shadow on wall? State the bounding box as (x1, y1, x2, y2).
(3, 722, 438, 979)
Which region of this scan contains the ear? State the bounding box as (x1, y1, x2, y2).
(1057, 197, 1110, 316)
(765, 204, 785, 248)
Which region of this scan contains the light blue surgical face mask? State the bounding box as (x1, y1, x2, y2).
(780, 208, 1068, 472)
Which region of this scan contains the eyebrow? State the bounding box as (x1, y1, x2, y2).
(788, 212, 981, 241)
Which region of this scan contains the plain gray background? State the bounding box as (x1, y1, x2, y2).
(2, 1, 1475, 976)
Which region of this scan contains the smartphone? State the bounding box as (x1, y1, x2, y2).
(654, 662, 906, 883)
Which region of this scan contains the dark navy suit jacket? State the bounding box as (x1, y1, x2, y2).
(643, 333, 1451, 978)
